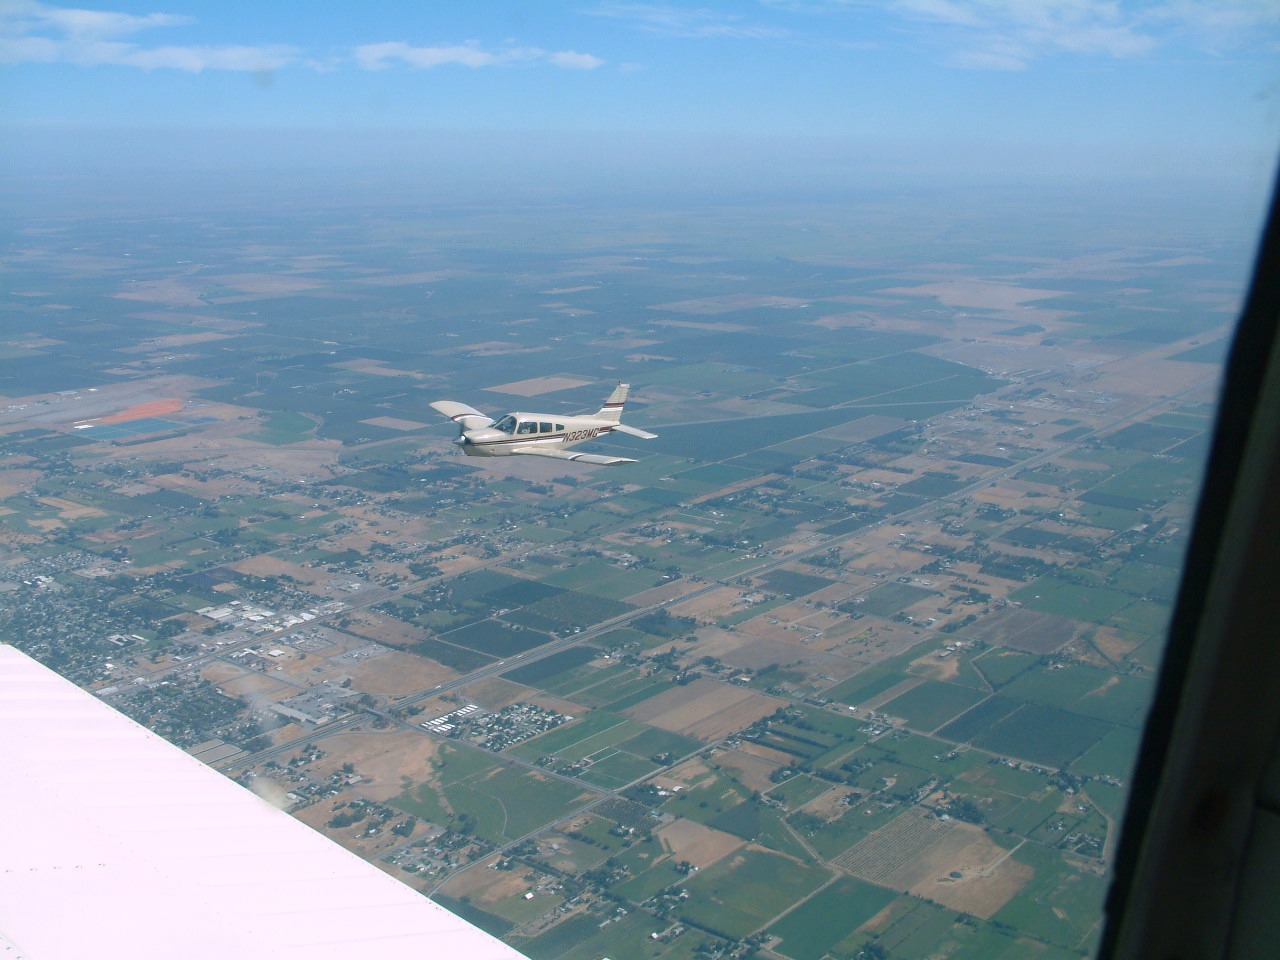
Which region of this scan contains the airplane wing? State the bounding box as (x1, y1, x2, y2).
(429, 401, 494, 430)
(611, 422, 658, 440)
(515, 448, 636, 466)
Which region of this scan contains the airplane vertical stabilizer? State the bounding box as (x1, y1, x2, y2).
(595, 382, 629, 423)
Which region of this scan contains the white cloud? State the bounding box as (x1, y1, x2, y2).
(790, 0, 1279, 69)
(354, 41, 604, 71)
(0, 1, 297, 71)
(588, 3, 790, 40)
(547, 49, 606, 69)
(887, 1, 1158, 67)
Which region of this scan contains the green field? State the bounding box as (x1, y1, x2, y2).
(880, 680, 990, 732)
(769, 877, 897, 960)
(679, 848, 831, 938)
(974, 703, 1115, 768)
(392, 745, 595, 843)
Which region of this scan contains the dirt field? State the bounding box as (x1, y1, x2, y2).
(712, 747, 784, 794)
(625, 678, 787, 741)
(355, 270, 458, 286)
(440, 858, 539, 903)
(668, 587, 747, 621)
(906, 829, 1033, 918)
(0, 468, 40, 499)
(798, 786, 859, 821)
(836, 809, 1031, 918)
(622, 579, 701, 608)
(876, 280, 1068, 312)
(36, 496, 105, 520)
(488, 376, 595, 397)
(346, 650, 454, 697)
(362, 416, 428, 431)
(462, 676, 531, 709)
(1093, 626, 1146, 661)
(910, 649, 962, 682)
(226, 554, 326, 586)
(1088, 356, 1216, 401)
(305, 728, 441, 802)
(654, 294, 809, 315)
(201, 661, 296, 707)
(862, 676, 925, 710)
(338, 610, 430, 650)
(656, 818, 744, 869)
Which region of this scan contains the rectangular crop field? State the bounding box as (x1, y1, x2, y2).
(678, 848, 831, 938)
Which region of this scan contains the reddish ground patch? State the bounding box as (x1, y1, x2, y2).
(97, 398, 184, 424)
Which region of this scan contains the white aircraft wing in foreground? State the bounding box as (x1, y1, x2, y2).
(0, 645, 526, 960)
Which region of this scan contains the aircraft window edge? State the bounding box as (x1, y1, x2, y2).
(1100, 164, 1280, 960)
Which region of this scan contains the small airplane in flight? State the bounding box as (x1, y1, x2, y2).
(430, 382, 657, 465)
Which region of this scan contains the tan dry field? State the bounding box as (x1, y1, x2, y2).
(685, 473, 778, 505)
(907, 649, 960, 683)
(711, 747, 784, 794)
(903, 828, 1032, 918)
(693, 631, 826, 676)
(654, 294, 809, 315)
(735, 740, 805, 767)
(163, 432, 343, 480)
(307, 728, 442, 803)
(113, 279, 209, 307)
(362, 416, 428, 431)
(441, 340, 550, 358)
(625, 678, 787, 741)
(132, 331, 233, 350)
(442, 858, 541, 904)
(228, 554, 328, 587)
(330, 358, 426, 378)
(462, 676, 531, 709)
(875, 280, 1069, 312)
(1093, 626, 1147, 661)
(346, 650, 455, 697)
(656, 756, 717, 792)
(735, 599, 842, 636)
(201, 661, 296, 706)
(1088, 357, 1217, 400)
(656, 818, 744, 869)
(339, 609, 429, 650)
(799, 786, 860, 821)
(836, 809, 1031, 918)
(127, 310, 258, 333)
(355, 270, 458, 286)
(668, 586, 748, 621)
(623, 578, 702, 608)
(488, 375, 596, 397)
(294, 798, 412, 862)
(862, 676, 926, 711)
(36, 496, 105, 520)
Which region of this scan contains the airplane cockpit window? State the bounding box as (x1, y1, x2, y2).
(492, 416, 516, 434)
(516, 421, 537, 435)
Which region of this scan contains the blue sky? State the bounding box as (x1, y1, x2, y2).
(2, 1, 1279, 197)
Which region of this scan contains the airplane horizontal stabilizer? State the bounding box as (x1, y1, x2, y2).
(611, 423, 658, 440)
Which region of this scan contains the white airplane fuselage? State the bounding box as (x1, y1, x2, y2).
(430, 383, 655, 466)
(458, 413, 618, 457)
